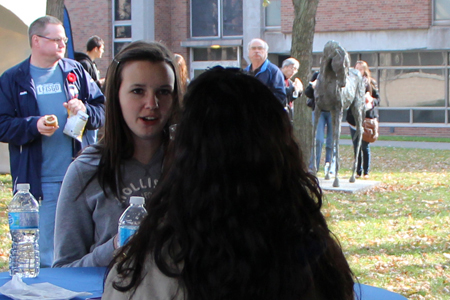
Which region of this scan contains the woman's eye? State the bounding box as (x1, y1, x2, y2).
(157, 89, 172, 96)
(131, 88, 144, 95)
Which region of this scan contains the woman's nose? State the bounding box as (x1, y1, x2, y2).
(144, 94, 159, 110)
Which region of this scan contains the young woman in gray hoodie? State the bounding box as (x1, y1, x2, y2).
(53, 41, 181, 267)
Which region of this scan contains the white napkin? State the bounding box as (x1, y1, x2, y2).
(0, 274, 92, 300)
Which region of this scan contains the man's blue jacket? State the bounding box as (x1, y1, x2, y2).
(0, 57, 105, 200)
(244, 59, 287, 105)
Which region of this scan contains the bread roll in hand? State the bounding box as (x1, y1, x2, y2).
(44, 115, 58, 127)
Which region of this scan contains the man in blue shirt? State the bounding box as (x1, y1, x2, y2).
(244, 38, 286, 106)
(0, 16, 105, 267)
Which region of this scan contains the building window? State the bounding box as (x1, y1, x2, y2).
(332, 51, 450, 124)
(115, 0, 131, 20)
(189, 46, 242, 79)
(191, 0, 243, 38)
(193, 47, 238, 61)
(113, 0, 132, 56)
(265, 0, 281, 27)
(434, 0, 450, 24)
(379, 68, 445, 108)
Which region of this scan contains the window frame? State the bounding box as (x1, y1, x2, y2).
(189, 46, 242, 79)
(264, 0, 281, 29)
(433, 0, 450, 26)
(112, 0, 132, 56)
(190, 0, 243, 39)
(335, 50, 450, 125)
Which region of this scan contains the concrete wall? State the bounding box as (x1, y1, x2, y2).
(242, 0, 264, 65)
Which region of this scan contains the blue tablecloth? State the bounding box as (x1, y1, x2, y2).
(0, 267, 105, 299)
(0, 267, 407, 300)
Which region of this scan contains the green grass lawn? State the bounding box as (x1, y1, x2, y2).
(319, 145, 450, 299)
(0, 143, 449, 299)
(0, 175, 12, 271)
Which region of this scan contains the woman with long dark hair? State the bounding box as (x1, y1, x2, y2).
(103, 67, 354, 299)
(53, 41, 181, 267)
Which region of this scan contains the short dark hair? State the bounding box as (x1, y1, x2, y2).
(86, 35, 104, 52)
(28, 15, 63, 46)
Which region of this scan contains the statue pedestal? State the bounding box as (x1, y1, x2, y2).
(318, 177, 380, 193)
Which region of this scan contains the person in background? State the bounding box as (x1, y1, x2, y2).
(305, 71, 334, 174)
(244, 38, 286, 105)
(102, 67, 355, 300)
(53, 41, 181, 267)
(346, 60, 380, 178)
(0, 15, 105, 267)
(281, 57, 303, 121)
(174, 53, 189, 97)
(74, 35, 105, 89)
(75, 35, 106, 143)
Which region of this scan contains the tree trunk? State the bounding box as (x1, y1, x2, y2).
(46, 0, 64, 21)
(291, 0, 319, 167)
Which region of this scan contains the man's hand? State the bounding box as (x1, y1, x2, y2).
(63, 98, 86, 116)
(37, 116, 59, 136)
(113, 234, 119, 249)
(293, 78, 303, 93)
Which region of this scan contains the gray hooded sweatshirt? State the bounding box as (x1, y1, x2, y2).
(53, 146, 163, 267)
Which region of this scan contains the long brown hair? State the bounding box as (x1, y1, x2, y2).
(356, 60, 373, 94)
(108, 67, 355, 300)
(174, 53, 189, 96)
(96, 41, 181, 200)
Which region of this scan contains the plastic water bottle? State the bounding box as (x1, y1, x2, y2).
(68, 83, 78, 99)
(8, 183, 40, 278)
(118, 196, 148, 247)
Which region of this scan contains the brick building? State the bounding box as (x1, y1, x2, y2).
(65, 0, 450, 137)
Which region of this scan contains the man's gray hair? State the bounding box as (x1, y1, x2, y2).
(247, 38, 269, 51)
(28, 15, 63, 47)
(282, 58, 299, 69)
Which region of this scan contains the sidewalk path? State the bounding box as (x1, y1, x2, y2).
(340, 139, 450, 150)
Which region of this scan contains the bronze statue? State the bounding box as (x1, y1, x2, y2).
(313, 40, 365, 187)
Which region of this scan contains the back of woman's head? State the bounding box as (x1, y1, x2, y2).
(162, 67, 330, 298)
(175, 67, 296, 193)
(114, 67, 354, 300)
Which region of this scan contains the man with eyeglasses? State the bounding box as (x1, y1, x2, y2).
(244, 38, 286, 106)
(281, 57, 303, 121)
(0, 15, 105, 268)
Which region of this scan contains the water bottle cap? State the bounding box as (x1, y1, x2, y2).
(130, 196, 145, 205)
(16, 183, 30, 191)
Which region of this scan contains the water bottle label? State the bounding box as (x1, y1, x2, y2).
(8, 212, 39, 230)
(118, 227, 138, 247)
